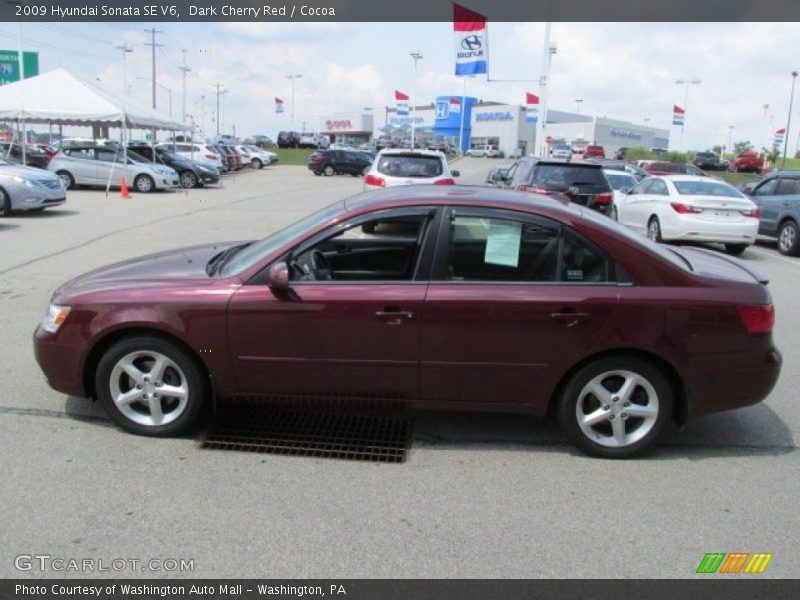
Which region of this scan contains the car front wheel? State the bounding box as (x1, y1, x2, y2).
(778, 220, 800, 256)
(56, 170, 75, 190)
(557, 356, 673, 458)
(134, 174, 155, 193)
(0, 189, 11, 217)
(251, 158, 262, 169)
(647, 217, 663, 243)
(95, 336, 209, 436)
(180, 171, 198, 189)
(323, 165, 335, 176)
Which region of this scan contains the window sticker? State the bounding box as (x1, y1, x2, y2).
(484, 221, 522, 267)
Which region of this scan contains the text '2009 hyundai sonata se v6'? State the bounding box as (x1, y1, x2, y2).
(33, 186, 782, 458)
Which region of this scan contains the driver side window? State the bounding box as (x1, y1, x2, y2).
(290, 213, 431, 282)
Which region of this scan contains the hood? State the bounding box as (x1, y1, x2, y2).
(53, 241, 247, 301)
(0, 163, 60, 182)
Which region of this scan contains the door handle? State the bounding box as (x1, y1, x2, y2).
(375, 309, 414, 325)
(551, 310, 591, 328)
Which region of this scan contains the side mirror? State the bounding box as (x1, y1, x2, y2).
(268, 262, 290, 291)
(452, 170, 460, 177)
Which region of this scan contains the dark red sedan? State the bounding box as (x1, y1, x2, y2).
(33, 186, 781, 458)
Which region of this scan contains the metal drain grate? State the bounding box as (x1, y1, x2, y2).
(200, 406, 412, 462)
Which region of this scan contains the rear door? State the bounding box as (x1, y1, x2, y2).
(751, 177, 782, 235)
(420, 207, 618, 411)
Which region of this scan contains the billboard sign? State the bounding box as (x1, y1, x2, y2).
(0, 51, 39, 86)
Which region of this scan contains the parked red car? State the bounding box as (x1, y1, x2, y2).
(33, 186, 781, 457)
(584, 145, 606, 159)
(729, 150, 764, 173)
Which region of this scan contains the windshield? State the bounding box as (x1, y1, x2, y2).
(605, 173, 637, 191)
(673, 180, 742, 197)
(218, 200, 345, 276)
(155, 148, 182, 162)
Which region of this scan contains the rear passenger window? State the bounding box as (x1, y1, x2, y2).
(442, 213, 614, 284)
(775, 178, 800, 195)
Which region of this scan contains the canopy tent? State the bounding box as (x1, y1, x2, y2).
(0, 67, 189, 131)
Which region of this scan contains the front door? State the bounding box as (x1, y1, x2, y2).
(226, 208, 438, 404)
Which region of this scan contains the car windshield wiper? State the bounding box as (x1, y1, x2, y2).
(206, 243, 250, 276)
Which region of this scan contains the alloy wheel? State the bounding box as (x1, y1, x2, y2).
(779, 222, 797, 254)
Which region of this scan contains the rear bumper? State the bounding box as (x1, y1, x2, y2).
(684, 344, 782, 418)
(663, 216, 758, 244)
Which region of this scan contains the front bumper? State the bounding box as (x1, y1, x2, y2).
(33, 327, 87, 398)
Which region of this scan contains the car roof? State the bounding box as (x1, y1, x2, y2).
(521, 157, 602, 168)
(377, 148, 445, 157)
(653, 174, 725, 183)
(603, 169, 635, 176)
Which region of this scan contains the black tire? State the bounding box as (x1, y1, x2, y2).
(777, 220, 800, 256)
(724, 243, 747, 256)
(556, 356, 673, 458)
(251, 159, 263, 169)
(56, 170, 75, 190)
(95, 335, 209, 437)
(134, 174, 155, 193)
(647, 216, 663, 243)
(179, 170, 198, 189)
(323, 165, 335, 176)
(0, 188, 10, 217)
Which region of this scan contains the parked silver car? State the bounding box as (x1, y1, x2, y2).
(0, 157, 66, 215)
(48, 146, 179, 193)
(242, 145, 277, 169)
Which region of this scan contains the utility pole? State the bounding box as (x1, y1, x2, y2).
(179, 49, 191, 123)
(143, 28, 163, 110)
(213, 83, 226, 136)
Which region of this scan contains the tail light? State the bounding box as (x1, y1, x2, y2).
(434, 178, 455, 185)
(741, 208, 761, 218)
(671, 202, 703, 214)
(737, 305, 774, 334)
(593, 193, 613, 205)
(518, 184, 550, 194)
(311, 155, 325, 162)
(205, 154, 217, 160)
(364, 174, 386, 187)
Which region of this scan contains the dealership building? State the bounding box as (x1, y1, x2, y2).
(321, 99, 670, 157)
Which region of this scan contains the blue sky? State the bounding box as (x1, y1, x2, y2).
(0, 20, 796, 152)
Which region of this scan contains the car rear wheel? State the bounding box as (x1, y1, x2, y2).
(778, 220, 800, 256)
(251, 158, 263, 169)
(611, 205, 619, 221)
(647, 217, 663, 243)
(56, 170, 75, 190)
(0, 189, 10, 217)
(134, 174, 155, 193)
(95, 336, 209, 436)
(323, 165, 335, 176)
(179, 171, 198, 189)
(724, 243, 747, 256)
(557, 356, 673, 458)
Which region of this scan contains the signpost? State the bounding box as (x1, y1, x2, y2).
(0, 50, 39, 85)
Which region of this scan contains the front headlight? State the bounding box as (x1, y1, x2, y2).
(41, 304, 71, 334)
(12, 175, 35, 188)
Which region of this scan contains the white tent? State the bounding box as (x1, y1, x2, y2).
(0, 67, 189, 131)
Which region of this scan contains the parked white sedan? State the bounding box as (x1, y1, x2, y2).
(615, 175, 759, 255)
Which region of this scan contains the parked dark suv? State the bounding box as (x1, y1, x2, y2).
(127, 144, 219, 188)
(277, 131, 301, 149)
(508, 158, 614, 215)
(692, 151, 726, 171)
(308, 149, 373, 177)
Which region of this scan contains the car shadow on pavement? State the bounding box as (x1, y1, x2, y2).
(0, 222, 21, 231)
(11, 209, 80, 219)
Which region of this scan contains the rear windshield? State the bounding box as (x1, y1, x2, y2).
(377, 154, 443, 178)
(673, 181, 742, 197)
(533, 164, 609, 192)
(605, 173, 637, 191)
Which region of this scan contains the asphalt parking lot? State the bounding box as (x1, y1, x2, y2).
(0, 158, 797, 578)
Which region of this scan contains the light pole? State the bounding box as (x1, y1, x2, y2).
(536, 31, 557, 157)
(286, 74, 302, 130)
(136, 77, 172, 116)
(575, 99, 583, 115)
(179, 49, 191, 123)
(762, 103, 770, 148)
(409, 51, 423, 149)
(644, 117, 650, 126)
(115, 43, 133, 96)
(727, 125, 735, 156)
(783, 71, 797, 167)
(675, 78, 701, 149)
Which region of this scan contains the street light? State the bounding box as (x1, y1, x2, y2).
(286, 74, 302, 129)
(575, 99, 583, 115)
(675, 78, 701, 149)
(409, 50, 423, 149)
(115, 43, 133, 96)
(783, 71, 797, 167)
(644, 117, 651, 126)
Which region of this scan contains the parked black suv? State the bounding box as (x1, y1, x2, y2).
(308, 149, 373, 176)
(277, 131, 301, 149)
(692, 151, 726, 171)
(508, 158, 614, 215)
(127, 144, 220, 188)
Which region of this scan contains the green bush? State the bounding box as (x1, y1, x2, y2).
(623, 146, 653, 161)
(666, 151, 688, 164)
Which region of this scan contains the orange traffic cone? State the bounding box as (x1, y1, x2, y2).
(120, 175, 131, 199)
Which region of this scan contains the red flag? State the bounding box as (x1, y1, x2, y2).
(673, 104, 685, 114)
(775, 128, 786, 135)
(453, 2, 487, 32)
(526, 93, 539, 105)
(394, 90, 409, 101)
(274, 97, 284, 104)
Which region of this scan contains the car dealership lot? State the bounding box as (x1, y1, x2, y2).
(0, 158, 798, 578)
